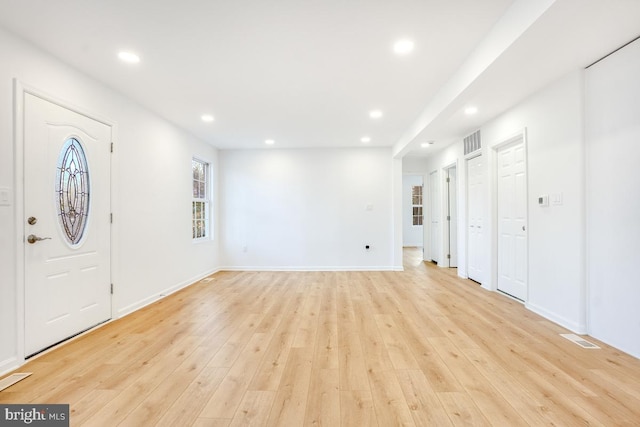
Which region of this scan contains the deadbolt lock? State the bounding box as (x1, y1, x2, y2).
(27, 216, 37, 225)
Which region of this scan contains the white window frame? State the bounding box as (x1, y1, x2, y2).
(192, 158, 210, 241)
(412, 185, 423, 226)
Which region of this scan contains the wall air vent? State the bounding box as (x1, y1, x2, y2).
(464, 130, 481, 156)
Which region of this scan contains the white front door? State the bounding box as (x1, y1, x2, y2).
(496, 138, 527, 301)
(429, 170, 439, 263)
(24, 92, 112, 357)
(467, 155, 484, 283)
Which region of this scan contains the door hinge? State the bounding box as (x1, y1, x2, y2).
(110, 142, 114, 153)
(446, 177, 450, 183)
(110, 283, 114, 294)
(110, 213, 113, 223)
(447, 254, 451, 259)
(447, 215, 451, 221)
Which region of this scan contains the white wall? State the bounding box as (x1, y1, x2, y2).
(0, 28, 220, 374)
(402, 175, 423, 247)
(402, 156, 429, 174)
(220, 148, 397, 270)
(586, 39, 640, 358)
(424, 71, 586, 333)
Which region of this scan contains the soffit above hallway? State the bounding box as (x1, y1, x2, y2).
(0, 0, 639, 156)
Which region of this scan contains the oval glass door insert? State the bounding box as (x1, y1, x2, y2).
(56, 137, 90, 246)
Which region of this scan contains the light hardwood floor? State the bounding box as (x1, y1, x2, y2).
(2, 248, 640, 426)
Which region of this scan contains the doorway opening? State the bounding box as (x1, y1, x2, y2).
(429, 170, 439, 264)
(402, 174, 424, 255)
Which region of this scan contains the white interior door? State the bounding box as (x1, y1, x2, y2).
(446, 167, 458, 268)
(429, 170, 439, 263)
(496, 138, 527, 301)
(467, 155, 484, 283)
(24, 92, 112, 357)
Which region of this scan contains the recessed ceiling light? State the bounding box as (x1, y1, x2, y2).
(118, 51, 140, 64)
(361, 136, 371, 143)
(393, 39, 415, 55)
(369, 110, 383, 119)
(265, 139, 275, 145)
(465, 106, 478, 115)
(201, 114, 214, 122)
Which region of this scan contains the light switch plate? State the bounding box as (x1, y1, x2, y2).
(0, 188, 11, 206)
(551, 192, 563, 206)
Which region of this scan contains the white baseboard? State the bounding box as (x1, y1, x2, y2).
(526, 301, 587, 334)
(219, 266, 402, 272)
(0, 357, 20, 378)
(116, 268, 220, 319)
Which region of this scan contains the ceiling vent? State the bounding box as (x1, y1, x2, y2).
(464, 130, 481, 156)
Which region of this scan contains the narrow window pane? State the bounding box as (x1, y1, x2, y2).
(192, 158, 210, 240)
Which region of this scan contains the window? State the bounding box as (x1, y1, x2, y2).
(56, 137, 90, 246)
(192, 158, 210, 240)
(412, 185, 423, 226)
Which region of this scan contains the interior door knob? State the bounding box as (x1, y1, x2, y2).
(27, 234, 52, 244)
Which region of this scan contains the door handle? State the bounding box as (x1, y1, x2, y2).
(27, 234, 52, 244)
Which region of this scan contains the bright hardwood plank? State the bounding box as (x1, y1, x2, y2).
(367, 368, 415, 426)
(340, 390, 377, 427)
(265, 347, 313, 427)
(156, 367, 229, 427)
(229, 390, 276, 427)
(396, 369, 453, 427)
(303, 369, 340, 426)
(199, 332, 273, 419)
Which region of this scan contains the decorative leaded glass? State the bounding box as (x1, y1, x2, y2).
(56, 138, 90, 245)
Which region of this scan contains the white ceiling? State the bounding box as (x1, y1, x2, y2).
(0, 0, 639, 157)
